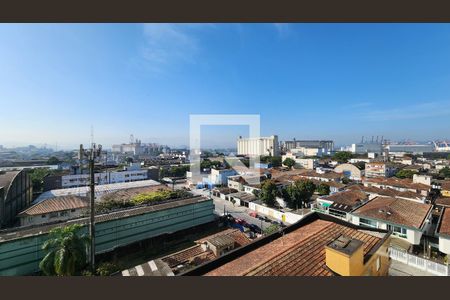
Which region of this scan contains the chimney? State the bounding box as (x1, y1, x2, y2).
(325, 235, 364, 276)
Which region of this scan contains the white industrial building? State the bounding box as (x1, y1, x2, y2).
(60, 169, 149, 189)
(237, 135, 280, 157)
(34, 179, 162, 203)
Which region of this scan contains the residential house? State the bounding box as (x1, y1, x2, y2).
(350, 196, 432, 245)
(183, 213, 391, 276)
(18, 196, 88, 226)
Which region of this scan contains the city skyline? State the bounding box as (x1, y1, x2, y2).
(1, 23, 450, 149)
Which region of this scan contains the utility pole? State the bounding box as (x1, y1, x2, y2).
(79, 143, 103, 273)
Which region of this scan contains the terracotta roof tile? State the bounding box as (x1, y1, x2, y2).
(205, 219, 383, 276)
(438, 208, 450, 237)
(19, 196, 88, 216)
(352, 196, 431, 229)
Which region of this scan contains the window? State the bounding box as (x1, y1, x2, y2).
(387, 224, 407, 238)
(41, 214, 47, 218)
(360, 218, 377, 228)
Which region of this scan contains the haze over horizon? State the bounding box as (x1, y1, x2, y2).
(1, 24, 450, 149)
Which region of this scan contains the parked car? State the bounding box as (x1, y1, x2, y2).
(257, 216, 265, 221)
(241, 220, 249, 227)
(270, 220, 279, 225)
(249, 224, 262, 234)
(263, 216, 271, 222)
(248, 211, 258, 218)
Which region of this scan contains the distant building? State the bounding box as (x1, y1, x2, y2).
(363, 177, 430, 196)
(334, 163, 365, 181)
(281, 153, 318, 169)
(34, 179, 162, 203)
(365, 162, 398, 178)
(350, 142, 383, 154)
(0, 170, 33, 228)
(282, 140, 334, 153)
(112, 139, 143, 155)
(207, 168, 238, 186)
(386, 144, 435, 154)
(43, 167, 153, 191)
(237, 135, 280, 157)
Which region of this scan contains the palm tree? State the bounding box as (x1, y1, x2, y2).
(39, 224, 90, 276)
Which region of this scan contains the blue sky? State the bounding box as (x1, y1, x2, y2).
(1, 23, 450, 149)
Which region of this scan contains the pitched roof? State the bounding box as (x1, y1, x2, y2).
(346, 184, 423, 200)
(364, 177, 430, 191)
(352, 196, 432, 229)
(19, 196, 88, 216)
(435, 197, 450, 208)
(320, 190, 368, 207)
(441, 181, 450, 190)
(437, 208, 450, 237)
(204, 219, 384, 276)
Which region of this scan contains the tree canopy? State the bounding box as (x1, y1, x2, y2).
(395, 169, 416, 179)
(283, 179, 316, 209)
(333, 151, 353, 163)
(47, 156, 61, 165)
(283, 157, 296, 169)
(439, 167, 450, 179)
(39, 224, 90, 276)
(316, 183, 330, 196)
(259, 180, 278, 207)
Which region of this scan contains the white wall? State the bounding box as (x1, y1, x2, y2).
(438, 236, 450, 255)
(248, 202, 304, 224)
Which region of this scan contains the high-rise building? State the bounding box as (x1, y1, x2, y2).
(237, 135, 280, 157)
(282, 140, 334, 153)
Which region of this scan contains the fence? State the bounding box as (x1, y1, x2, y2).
(389, 246, 449, 276)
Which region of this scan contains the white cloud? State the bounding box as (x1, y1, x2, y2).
(360, 101, 450, 121)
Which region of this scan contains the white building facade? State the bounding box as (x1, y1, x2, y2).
(237, 135, 280, 157)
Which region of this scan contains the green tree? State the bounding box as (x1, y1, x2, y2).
(283, 158, 296, 169)
(39, 224, 90, 276)
(263, 224, 280, 235)
(333, 151, 353, 163)
(259, 180, 278, 207)
(284, 179, 316, 209)
(47, 156, 61, 165)
(28, 168, 54, 193)
(395, 169, 415, 179)
(439, 167, 450, 179)
(447, 154, 450, 160)
(316, 183, 330, 196)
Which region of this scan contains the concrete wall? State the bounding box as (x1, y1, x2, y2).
(438, 236, 450, 255)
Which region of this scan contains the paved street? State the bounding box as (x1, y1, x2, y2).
(179, 185, 275, 230)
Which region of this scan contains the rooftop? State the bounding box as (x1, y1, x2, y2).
(320, 190, 368, 207)
(34, 179, 162, 203)
(363, 177, 430, 191)
(435, 197, 450, 207)
(182, 213, 389, 276)
(0, 170, 20, 190)
(18, 196, 88, 216)
(437, 208, 450, 237)
(0, 195, 209, 242)
(346, 184, 424, 201)
(352, 196, 432, 229)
